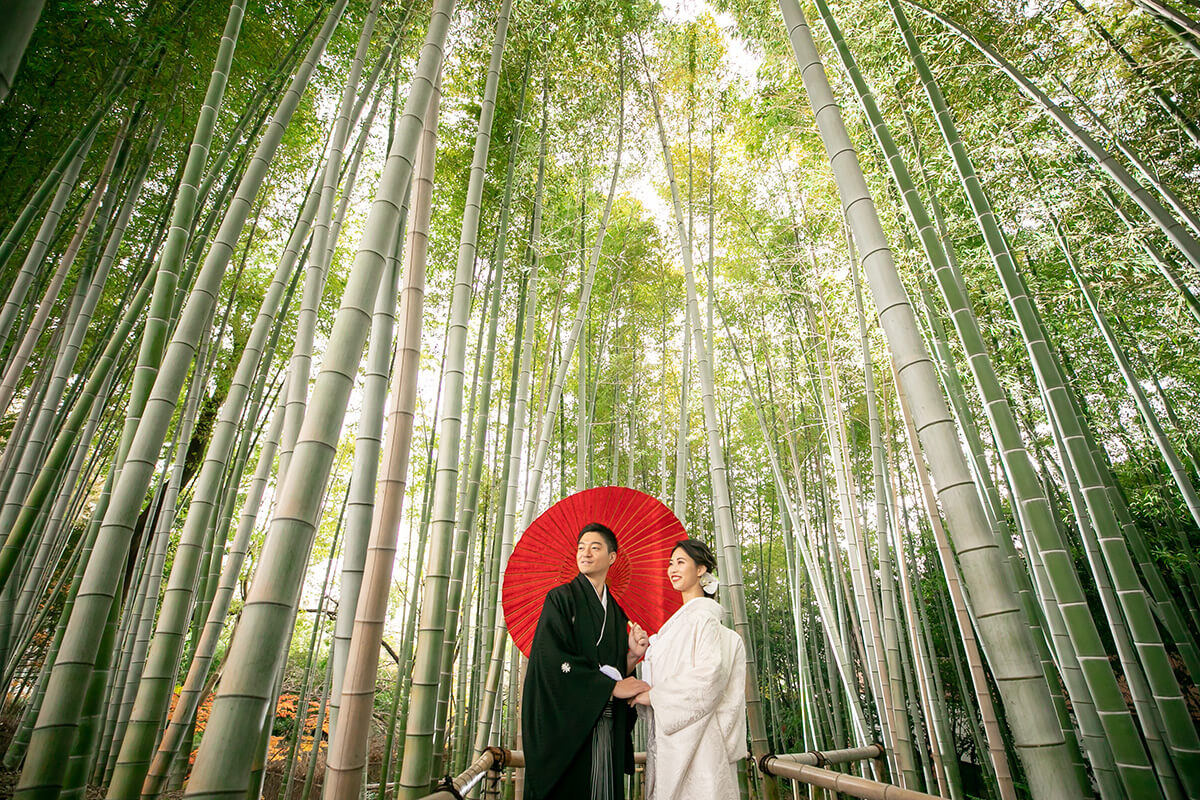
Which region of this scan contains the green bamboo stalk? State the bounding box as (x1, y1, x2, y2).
(579, 276, 592, 493)
(1132, 0, 1200, 38)
(193, 9, 325, 222)
(832, 2, 1167, 790)
(0, 85, 122, 277)
(1053, 75, 1200, 240)
(642, 38, 776, 795)
(10, 355, 115, 652)
(771, 245, 870, 750)
(890, 366, 1020, 800)
(904, 527, 964, 800)
(378, 652, 406, 800)
(392, 3, 508, 791)
(893, 0, 1200, 785)
(16, 116, 164, 528)
(90, 468, 170, 788)
(721, 305, 870, 745)
(0, 129, 94, 353)
(248, 472, 348, 800)
(0, 354, 43, 515)
(472, 49, 627, 772)
(301, 653, 335, 800)
(432, 48, 528, 779)
(58, 570, 123, 800)
(1038, 377, 1185, 797)
(0, 130, 96, 540)
(520, 57, 623, 537)
(2, 476, 105, 770)
(140, 386, 286, 797)
(98, 0, 248, 519)
(777, 0, 1083, 794)
(281, 544, 342, 800)
(884, 444, 952, 797)
(109, 115, 312, 800)
(182, 5, 449, 794)
(325, 40, 398, 744)
(510, 286, 539, 799)
(800, 292, 895, 776)
(0, 121, 125, 414)
(0, 267, 153, 595)
(452, 523, 483, 773)
(1039, 179, 1200, 538)
(99, 324, 209, 786)
(15, 1, 342, 793)
(468, 275, 529, 763)
(106, 125, 327, 800)
(1097, 181, 1200, 326)
(1068, 0, 1200, 149)
(279, 0, 381, 486)
(849, 244, 915, 785)
(2, 377, 119, 711)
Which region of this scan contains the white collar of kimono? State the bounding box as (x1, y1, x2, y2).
(594, 584, 608, 645)
(651, 596, 721, 645)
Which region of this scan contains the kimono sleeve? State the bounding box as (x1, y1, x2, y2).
(718, 629, 749, 761)
(648, 614, 733, 736)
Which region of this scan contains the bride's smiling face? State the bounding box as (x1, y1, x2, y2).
(667, 547, 706, 594)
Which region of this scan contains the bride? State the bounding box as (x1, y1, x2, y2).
(630, 539, 747, 799)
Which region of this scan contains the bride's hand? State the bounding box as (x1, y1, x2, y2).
(628, 690, 651, 707)
(628, 623, 649, 659)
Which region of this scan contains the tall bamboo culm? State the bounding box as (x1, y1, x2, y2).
(181, 3, 452, 795)
(774, 1, 1084, 796)
(640, 34, 778, 800)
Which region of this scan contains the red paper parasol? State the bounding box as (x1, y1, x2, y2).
(503, 486, 685, 657)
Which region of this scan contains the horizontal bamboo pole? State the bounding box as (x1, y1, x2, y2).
(761, 754, 944, 800)
(773, 743, 885, 767)
(413, 746, 888, 799)
(409, 747, 504, 800)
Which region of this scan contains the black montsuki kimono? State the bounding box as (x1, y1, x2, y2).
(522, 573, 636, 800)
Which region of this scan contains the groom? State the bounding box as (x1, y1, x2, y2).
(522, 522, 650, 800)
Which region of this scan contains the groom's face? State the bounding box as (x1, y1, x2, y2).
(576, 532, 616, 579)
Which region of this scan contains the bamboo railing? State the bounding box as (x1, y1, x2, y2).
(770, 742, 886, 767)
(760, 748, 944, 800)
(412, 743, 944, 800)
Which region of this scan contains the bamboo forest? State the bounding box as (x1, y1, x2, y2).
(1, 0, 1200, 796)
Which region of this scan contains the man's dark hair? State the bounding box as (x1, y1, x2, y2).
(578, 522, 618, 553)
(673, 538, 717, 574)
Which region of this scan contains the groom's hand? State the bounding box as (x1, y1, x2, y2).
(612, 677, 650, 699)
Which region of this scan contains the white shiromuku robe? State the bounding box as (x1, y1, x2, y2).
(641, 596, 747, 800)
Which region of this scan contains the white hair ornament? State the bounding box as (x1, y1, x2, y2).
(699, 572, 719, 595)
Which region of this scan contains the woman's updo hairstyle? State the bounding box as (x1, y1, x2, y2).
(674, 539, 719, 596)
(673, 538, 718, 576)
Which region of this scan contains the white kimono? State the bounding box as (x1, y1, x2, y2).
(641, 597, 747, 800)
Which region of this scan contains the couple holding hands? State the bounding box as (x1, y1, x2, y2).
(521, 522, 748, 800)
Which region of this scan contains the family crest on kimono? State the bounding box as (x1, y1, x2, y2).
(631, 538, 748, 800)
(521, 522, 651, 800)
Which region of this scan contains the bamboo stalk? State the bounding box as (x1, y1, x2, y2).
(182, 3, 450, 795)
(778, 0, 1082, 794)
